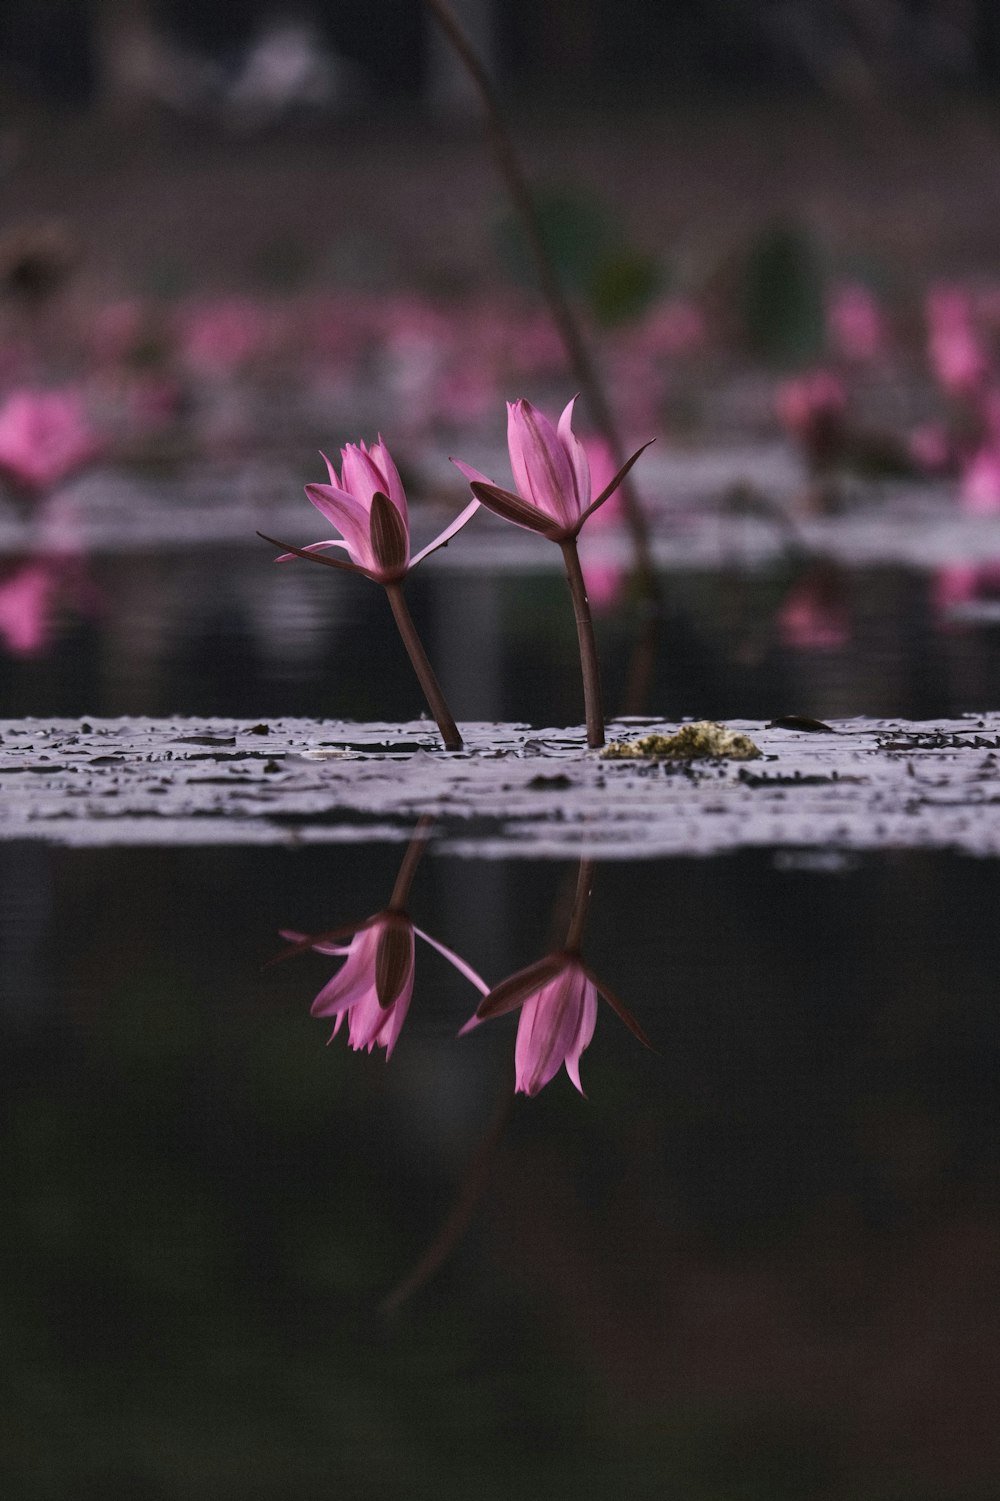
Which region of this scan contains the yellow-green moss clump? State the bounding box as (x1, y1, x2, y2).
(601, 721, 762, 761)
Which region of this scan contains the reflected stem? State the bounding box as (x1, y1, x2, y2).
(388, 814, 436, 910)
(559, 538, 605, 749)
(383, 582, 462, 751)
(380, 1079, 513, 1319)
(421, 0, 662, 717)
(564, 859, 595, 953)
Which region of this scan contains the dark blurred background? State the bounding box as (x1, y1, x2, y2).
(3, 0, 1000, 108)
(3, 0, 1000, 300)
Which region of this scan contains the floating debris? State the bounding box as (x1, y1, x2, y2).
(767, 715, 836, 733)
(601, 722, 763, 761)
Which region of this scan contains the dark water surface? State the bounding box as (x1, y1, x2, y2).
(4, 837, 1000, 1499)
(6, 545, 1000, 726)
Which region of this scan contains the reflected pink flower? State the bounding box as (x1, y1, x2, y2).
(961, 447, 1000, 514)
(827, 282, 886, 363)
(461, 953, 597, 1096)
(452, 397, 649, 541)
(462, 944, 653, 1099)
(286, 909, 488, 1060)
(303, 914, 416, 1058)
(777, 565, 851, 651)
(273, 436, 480, 583)
(933, 561, 1000, 624)
(0, 390, 100, 493)
(514, 958, 598, 1096)
(0, 561, 53, 655)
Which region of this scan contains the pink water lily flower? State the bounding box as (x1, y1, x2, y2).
(0, 390, 101, 494)
(273, 437, 480, 584)
(284, 911, 488, 1060)
(451, 397, 649, 541)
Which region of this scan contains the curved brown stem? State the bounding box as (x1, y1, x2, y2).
(421, 0, 662, 714)
(559, 538, 605, 749)
(384, 582, 463, 751)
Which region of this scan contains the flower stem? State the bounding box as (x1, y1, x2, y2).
(384, 581, 463, 751)
(559, 538, 605, 749)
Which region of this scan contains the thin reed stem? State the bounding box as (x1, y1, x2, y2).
(421, 0, 662, 715)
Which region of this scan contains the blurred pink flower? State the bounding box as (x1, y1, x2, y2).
(286, 910, 488, 1060)
(641, 296, 706, 358)
(178, 297, 275, 375)
(273, 436, 480, 583)
(909, 422, 956, 474)
(579, 435, 626, 611)
(775, 370, 847, 469)
(452, 397, 648, 540)
(0, 390, 101, 493)
(827, 282, 887, 363)
(927, 286, 990, 396)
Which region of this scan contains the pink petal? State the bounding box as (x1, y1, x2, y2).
(557, 397, 591, 512)
(320, 450, 342, 488)
(303, 483, 375, 567)
(340, 443, 385, 508)
(409, 498, 481, 568)
(275, 539, 351, 562)
(563, 981, 598, 1095)
(309, 927, 380, 1016)
(515, 964, 591, 1096)
(372, 435, 408, 523)
(507, 399, 577, 527)
(450, 455, 496, 490)
(413, 924, 491, 995)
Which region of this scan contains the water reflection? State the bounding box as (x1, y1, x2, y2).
(462, 859, 654, 1097)
(277, 838, 652, 1098)
(7, 527, 1000, 726)
(277, 818, 487, 1058)
(4, 838, 1000, 1497)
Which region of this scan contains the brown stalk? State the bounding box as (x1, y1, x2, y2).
(421, 0, 662, 713)
(384, 581, 463, 751)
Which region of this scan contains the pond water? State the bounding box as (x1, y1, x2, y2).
(4, 835, 999, 1498)
(7, 542, 1000, 726)
(4, 491, 1000, 1498)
